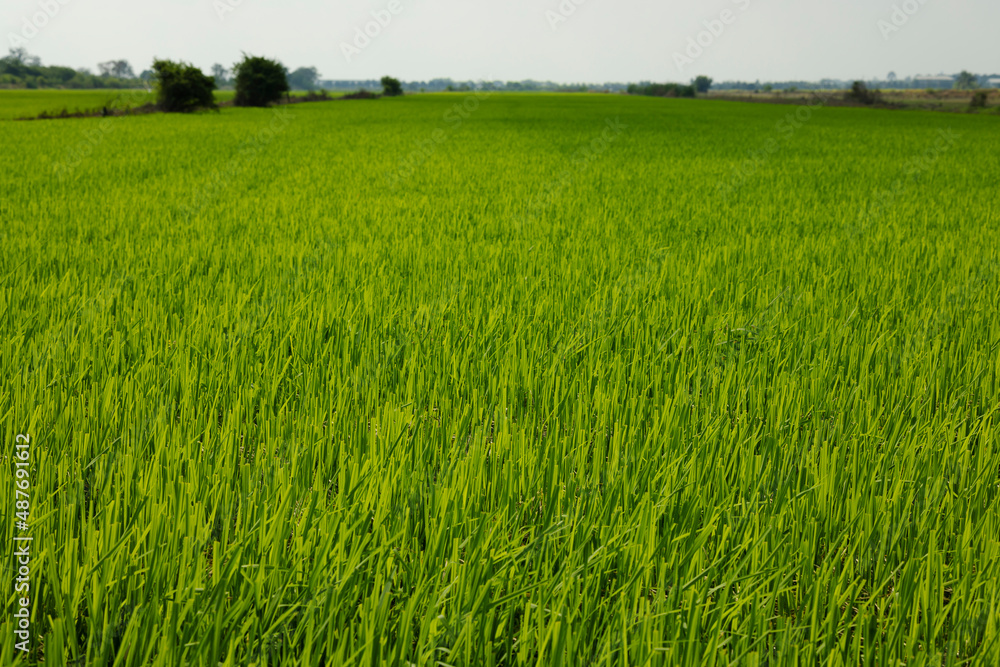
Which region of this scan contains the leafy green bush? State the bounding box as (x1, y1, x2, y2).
(152, 59, 216, 113)
(381, 76, 403, 97)
(846, 81, 882, 105)
(233, 55, 289, 107)
(970, 90, 989, 108)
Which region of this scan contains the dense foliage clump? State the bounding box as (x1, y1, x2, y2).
(627, 82, 696, 98)
(381, 75, 403, 97)
(846, 80, 884, 105)
(152, 59, 217, 113)
(692, 75, 713, 93)
(233, 55, 289, 107)
(970, 90, 989, 108)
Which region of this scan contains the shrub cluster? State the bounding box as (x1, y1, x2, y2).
(152, 59, 217, 113)
(627, 82, 696, 98)
(381, 76, 403, 97)
(233, 55, 290, 107)
(846, 81, 883, 105)
(152, 55, 293, 112)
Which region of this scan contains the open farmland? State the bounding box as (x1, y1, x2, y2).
(0, 89, 155, 120)
(706, 88, 1000, 114)
(1, 93, 999, 665)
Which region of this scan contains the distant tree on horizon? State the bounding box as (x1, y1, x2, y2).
(211, 64, 230, 87)
(6, 47, 40, 66)
(381, 75, 403, 97)
(98, 60, 135, 79)
(846, 80, 882, 105)
(692, 75, 713, 93)
(954, 71, 978, 90)
(288, 67, 320, 91)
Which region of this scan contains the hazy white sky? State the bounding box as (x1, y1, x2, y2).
(3, 0, 998, 83)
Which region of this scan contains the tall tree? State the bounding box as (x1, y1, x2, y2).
(954, 71, 978, 90)
(211, 64, 229, 86)
(692, 75, 713, 93)
(98, 60, 135, 79)
(288, 67, 320, 91)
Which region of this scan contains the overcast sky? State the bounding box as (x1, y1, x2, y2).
(3, 0, 998, 83)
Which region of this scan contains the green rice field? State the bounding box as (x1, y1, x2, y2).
(1, 93, 999, 665)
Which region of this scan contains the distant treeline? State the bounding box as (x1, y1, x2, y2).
(626, 82, 696, 98)
(322, 79, 712, 97)
(319, 78, 631, 93)
(1, 49, 144, 89)
(715, 73, 1000, 92)
(6, 47, 996, 95)
(0, 49, 321, 92)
